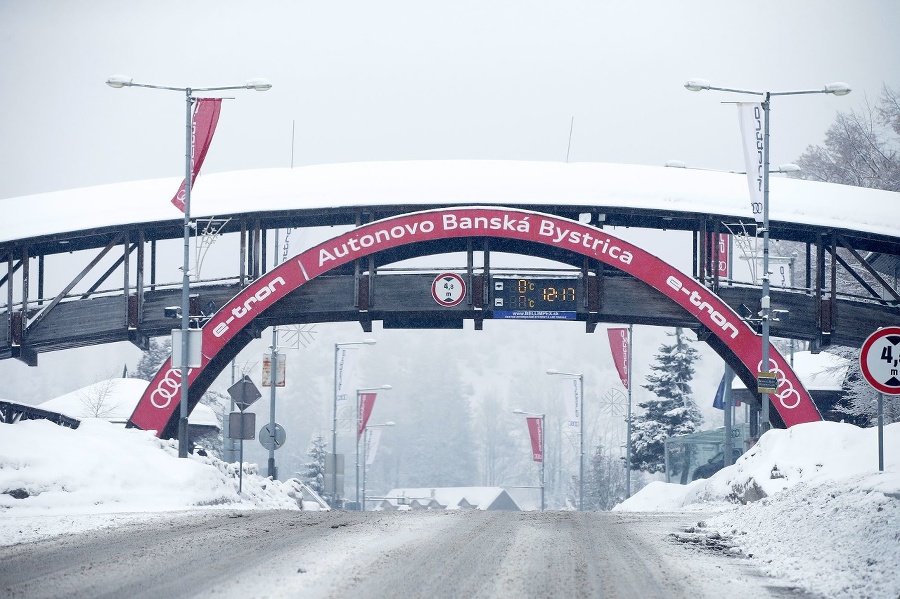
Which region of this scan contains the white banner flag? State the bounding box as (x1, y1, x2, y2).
(562, 377, 581, 433)
(737, 102, 765, 223)
(335, 347, 358, 403)
(365, 427, 382, 465)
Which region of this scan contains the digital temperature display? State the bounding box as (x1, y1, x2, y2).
(491, 277, 579, 319)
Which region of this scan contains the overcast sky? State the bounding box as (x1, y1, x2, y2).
(2, 1, 899, 200)
(1, 1, 898, 411)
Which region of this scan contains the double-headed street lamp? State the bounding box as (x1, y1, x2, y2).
(547, 368, 584, 511)
(684, 78, 850, 433)
(356, 384, 391, 510)
(361, 421, 395, 512)
(513, 409, 545, 511)
(333, 339, 376, 506)
(107, 75, 271, 458)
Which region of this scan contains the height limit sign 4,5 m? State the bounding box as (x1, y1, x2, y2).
(860, 326, 900, 395)
(859, 326, 900, 472)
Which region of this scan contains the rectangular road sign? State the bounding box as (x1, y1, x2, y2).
(757, 372, 778, 394)
(261, 352, 286, 387)
(228, 411, 256, 440)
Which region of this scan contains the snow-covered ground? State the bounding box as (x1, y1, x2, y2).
(616, 420, 900, 598)
(1, 408, 897, 598)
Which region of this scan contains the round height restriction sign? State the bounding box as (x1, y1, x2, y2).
(860, 326, 900, 395)
(432, 273, 466, 307)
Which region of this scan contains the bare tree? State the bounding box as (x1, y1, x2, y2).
(796, 84, 900, 191)
(78, 369, 124, 418)
(789, 83, 900, 426)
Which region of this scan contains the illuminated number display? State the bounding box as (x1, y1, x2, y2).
(492, 277, 579, 313)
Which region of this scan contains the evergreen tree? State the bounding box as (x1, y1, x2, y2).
(302, 434, 328, 495)
(630, 328, 703, 480)
(132, 337, 172, 381)
(827, 346, 900, 426)
(583, 442, 628, 511)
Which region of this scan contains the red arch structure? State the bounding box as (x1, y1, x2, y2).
(130, 206, 820, 435)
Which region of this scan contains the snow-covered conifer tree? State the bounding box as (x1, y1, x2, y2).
(302, 434, 328, 495)
(630, 328, 703, 481)
(132, 337, 172, 381)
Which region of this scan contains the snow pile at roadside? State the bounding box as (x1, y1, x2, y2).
(0, 419, 306, 530)
(615, 421, 900, 598)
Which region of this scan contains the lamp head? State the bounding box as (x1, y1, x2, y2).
(684, 78, 711, 92)
(824, 82, 851, 96)
(665, 160, 687, 168)
(512, 409, 525, 414)
(106, 75, 133, 89)
(546, 369, 559, 375)
(363, 338, 377, 345)
(385, 421, 396, 427)
(380, 384, 392, 390)
(245, 78, 273, 92)
(776, 163, 801, 173)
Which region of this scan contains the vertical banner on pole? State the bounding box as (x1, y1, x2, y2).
(358, 392, 378, 438)
(526, 417, 544, 462)
(335, 348, 358, 403)
(737, 102, 765, 223)
(562, 378, 581, 433)
(606, 327, 630, 389)
(364, 428, 382, 465)
(171, 98, 222, 212)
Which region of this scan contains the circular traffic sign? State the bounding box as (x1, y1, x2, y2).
(860, 326, 900, 395)
(431, 273, 466, 307)
(259, 423, 287, 450)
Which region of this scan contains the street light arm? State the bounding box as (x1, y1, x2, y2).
(106, 76, 273, 93)
(106, 77, 186, 93)
(684, 79, 763, 96)
(546, 369, 583, 379)
(685, 78, 850, 98)
(357, 385, 392, 392)
(513, 409, 545, 417)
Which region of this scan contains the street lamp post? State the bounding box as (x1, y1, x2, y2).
(684, 78, 850, 433)
(513, 409, 545, 511)
(361, 421, 395, 512)
(332, 339, 376, 507)
(356, 384, 391, 510)
(547, 368, 584, 510)
(107, 75, 271, 458)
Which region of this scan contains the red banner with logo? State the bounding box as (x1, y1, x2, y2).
(606, 327, 629, 389)
(526, 417, 543, 463)
(708, 232, 730, 279)
(358, 392, 377, 438)
(171, 98, 222, 212)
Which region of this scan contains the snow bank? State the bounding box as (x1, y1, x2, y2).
(615, 421, 900, 598)
(0, 419, 307, 541)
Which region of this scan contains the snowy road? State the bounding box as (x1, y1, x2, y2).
(0, 510, 814, 598)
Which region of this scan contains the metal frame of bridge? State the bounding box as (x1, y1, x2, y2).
(3, 198, 898, 369)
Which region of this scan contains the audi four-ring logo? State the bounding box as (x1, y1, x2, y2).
(758, 359, 801, 410)
(150, 368, 187, 409)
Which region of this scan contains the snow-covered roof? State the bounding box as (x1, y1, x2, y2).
(39, 378, 219, 427)
(733, 350, 849, 392)
(381, 486, 516, 510)
(2, 161, 898, 245)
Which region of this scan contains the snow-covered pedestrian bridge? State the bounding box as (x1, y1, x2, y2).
(1, 161, 898, 433)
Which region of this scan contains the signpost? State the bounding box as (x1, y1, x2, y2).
(227, 375, 262, 492)
(859, 327, 900, 472)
